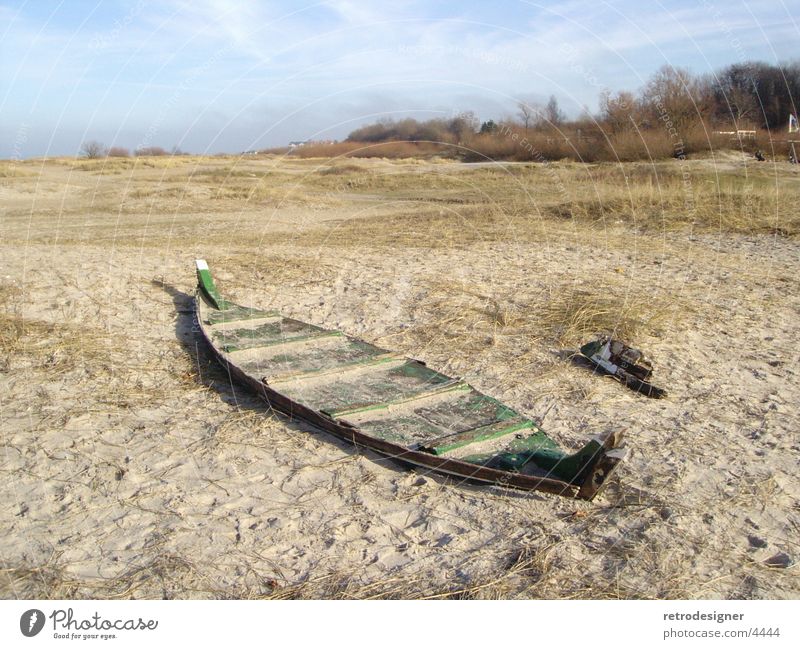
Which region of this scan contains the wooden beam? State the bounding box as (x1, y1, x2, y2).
(324, 380, 470, 420)
(264, 353, 406, 385)
(224, 330, 343, 355)
(210, 315, 282, 332)
(421, 417, 533, 455)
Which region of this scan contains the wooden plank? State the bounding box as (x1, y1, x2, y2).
(410, 392, 518, 430)
(225, 331, 344, 360)
(265, 352, 405, 385)
(421, 417, 534, 455)
(323, 383, 524, 448)
(275, 359, 458, 414)
(236, 336, 389, 378)
(351, 414, 447, 446)
(210, 315, 282, 332)
(196, 259, 224, 310)
(206, 305, 281, 325)
(459, 428, 561, 465)
(325, 379, 469, 419)
(215, 318, 331, 352)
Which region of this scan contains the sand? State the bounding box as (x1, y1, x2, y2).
(1, 154, 798, 598)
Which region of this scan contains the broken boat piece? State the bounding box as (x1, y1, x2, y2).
(194, 260, 628, 500)
(579, 336, 667, 398)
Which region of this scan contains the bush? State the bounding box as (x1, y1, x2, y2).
(289, 140, 456, 159)
(80, 141, 107, 159)
(135, 146, 167, 156)
(107, 147, 130, 158)
(461, 132, 523, 162)
(603, 129, 673, 161)
(345, 115, 478, 145)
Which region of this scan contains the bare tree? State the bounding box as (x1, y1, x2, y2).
(599, 90, 639, 133)
(728, 86, 758, 124)
(81, 140, 107, 159)
(517, 101, 535, 134)
(544, 95, 565, 126)
(447, 111, 479, 142)
(640, 65, 701, 132)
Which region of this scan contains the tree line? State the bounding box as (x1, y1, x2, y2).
(81, 60, 798, 162)
(599, 61, 799, 134)
(339, 61, 799, 161)
(79, 142, 185, 159)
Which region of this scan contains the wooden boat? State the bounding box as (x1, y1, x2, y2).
(194, 260, 627, 500)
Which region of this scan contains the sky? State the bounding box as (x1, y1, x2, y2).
(1, 0, 798, 157)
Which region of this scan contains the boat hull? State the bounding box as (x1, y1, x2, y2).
(193, 261, 627, 500)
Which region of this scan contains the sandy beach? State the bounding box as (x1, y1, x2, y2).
(1, 154, 798, 598)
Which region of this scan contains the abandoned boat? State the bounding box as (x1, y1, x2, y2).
(194, 260, 627, 500)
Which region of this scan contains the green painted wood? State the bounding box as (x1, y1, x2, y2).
(267, 352, 404, 384)
(461, 428, 561, 466)
(215, 318, 333, 352)
(526, 439, 605, 484)
(460, 434, 605, 484)
(423, 417, 534, 455)
(238, 337, 391, 378)
(206, 304, 281, 326)
(321, 377, 469, 420)
(223, 331, 342, 353)
(412, 392, 519, 431)
(196, 260, 226, 310)
(347, 388, 522, 447)
(353, 416, 444, 445)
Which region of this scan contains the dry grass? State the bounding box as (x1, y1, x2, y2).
(388, 278, 676, 372)
(0, 284, 23, 347)
(0, 162, 34, 178)
(541, 168, 797, 235)
(0, 312, 111, 372)
(70, 155, 226, 174)
(318, 163, 367, 175)
(9, 154, 794, 246)
(265, 545, 556, 599)
(1, 553, 237, 599)
(531, 285, 673, 346)
(0, 539, 597, 599)
(0, 282, 135, 394)
(289, 140, 453, 159)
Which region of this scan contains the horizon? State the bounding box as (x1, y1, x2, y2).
(1, 0, 798, 158)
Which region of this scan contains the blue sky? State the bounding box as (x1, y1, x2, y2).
(1, 0, 797, 157)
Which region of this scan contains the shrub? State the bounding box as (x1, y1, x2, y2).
(135, 146, 167, 156)
(288, 140, 456, 159)
(80, 141, 107, 159)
